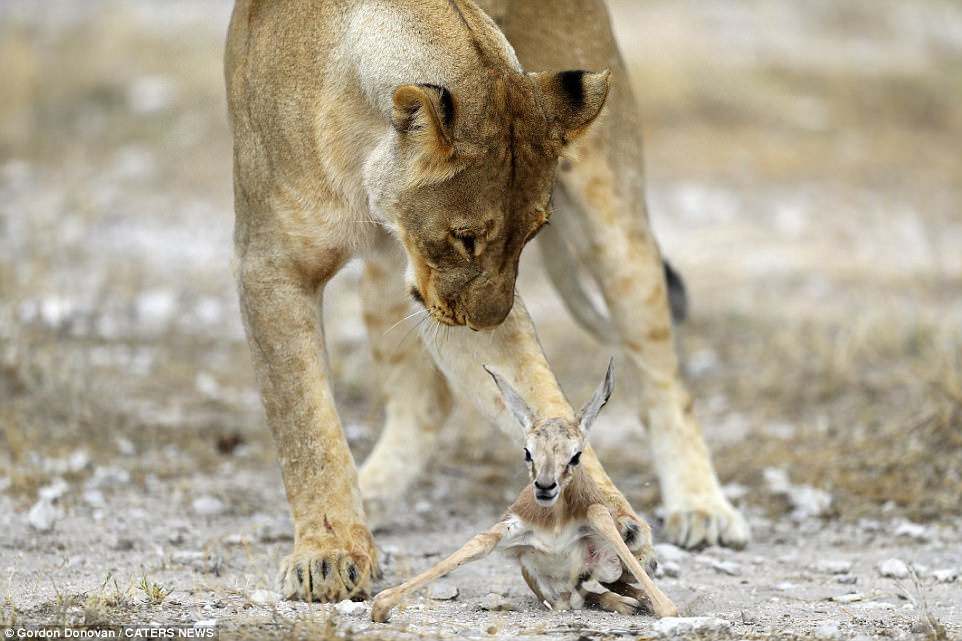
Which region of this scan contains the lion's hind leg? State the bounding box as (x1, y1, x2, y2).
(358, 232, 453, 530)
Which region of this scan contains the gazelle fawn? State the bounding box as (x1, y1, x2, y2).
(371, 360, 678, 622)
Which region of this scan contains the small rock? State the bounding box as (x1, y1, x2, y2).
(653, 543, 688, 563)
(763, 467, 792, 494)
(108, 537, 134, 551)
(83, 489, 106, 508)
(86, 466, 131, 489)
(710, 560, 741, 576)
(787, 485, 832, 520)
(480, 593, 514, 611)
(0, 478, 11, 492)
(38, 477, 70, 501)
(67, 450, 91, 472)
(28, 498, 58, 532)
(932, 568, 958, 583)
(171, 550, 205, 565)
(836, 574, 858, 585)
(877, 558, 909, 579)
(334, 600, 367, 615)
(192, 619, 217, 629)
(893, 520, 933, 542)
(722, 483, 748, 501)
(257, 521, 292, 543)
(223, 533, 248, 546)
(192, 495, 226, 517)
(660, 561, 681, 578)
(115, 437, 137, 456)
(250, 590, 281, 605)
(811, 560, 853, 575)
(831, 593, 865, 603)
(651, 617, 731, 636)
(427, 581, 459, 601)
(814, 622, 842, 639)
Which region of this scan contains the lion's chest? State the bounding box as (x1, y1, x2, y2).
(500, 515, 622, 609)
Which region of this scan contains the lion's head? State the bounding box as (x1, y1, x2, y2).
(365, 68, 609, 330)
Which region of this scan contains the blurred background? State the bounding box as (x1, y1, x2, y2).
(1, 0, 961, 626)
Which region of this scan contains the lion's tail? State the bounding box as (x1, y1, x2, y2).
(539, 223, 687, 345)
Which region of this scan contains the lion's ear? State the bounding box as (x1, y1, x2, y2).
(533, 69, 610, 144)
(391, 84, 457, 180)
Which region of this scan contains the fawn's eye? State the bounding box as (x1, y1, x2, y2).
(569, 451, 582, 467)
(524, 448, 532, 462)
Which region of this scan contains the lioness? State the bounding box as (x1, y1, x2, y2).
(225, 0, 749, 602)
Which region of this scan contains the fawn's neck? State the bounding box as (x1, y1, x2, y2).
(510, 466, 608, 530)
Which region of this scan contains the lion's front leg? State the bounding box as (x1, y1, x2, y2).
(237, 252, 377, 602)
(419, 296, 575, 436)
(556, 153, 750, 550)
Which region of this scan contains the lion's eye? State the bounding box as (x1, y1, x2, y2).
(569, 451, 582, 467)
(524, 448, 532, 462)
(451, 230, 476, 257)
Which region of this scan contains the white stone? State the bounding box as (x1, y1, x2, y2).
(250, 590, 281, 605)
(787, 484, 832, 520)
(28, 498, 58, 532)
(660, 561, 681, 578)
(67, 450, 91, 472)
(814, 622, 842, 639)
(192, 495, 226, 517)
(877, 558, 909, 579)
(38, 477, 70, 501)
(334, 600, 367, 615)
(653, 543, 688, 563)
(86, 466, 131, 489)
(223, 533, 247, 546)
(831, 593, 865, 603)
(811, 560, 853, 575)
(427, 581, 459, 600)
(932, 568, 958, 583)
(83, 490, 107, 507)
(480, 593, 514, 611)
(893, 520, 933, 542)
(710, 560, 741, 576)
(651, 617, 731, 636)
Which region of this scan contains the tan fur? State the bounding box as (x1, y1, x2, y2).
(226, 0, 747, 603)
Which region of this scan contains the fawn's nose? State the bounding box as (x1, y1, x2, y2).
(534, 480, 558, 491)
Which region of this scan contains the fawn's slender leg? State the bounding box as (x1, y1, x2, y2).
(580, 446, 655, 569)
(586, 504, 679, 618)
(371, 521, 508, 622)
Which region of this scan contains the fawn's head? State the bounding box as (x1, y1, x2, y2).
(483, 359, 614, 507)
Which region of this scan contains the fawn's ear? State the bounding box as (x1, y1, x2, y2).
(391, 83, 459, 184)
(531, 69, 611, 145)
(484, 365, 535, 433)
(578, 358, 614, 433)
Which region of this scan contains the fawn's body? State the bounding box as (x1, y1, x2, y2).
(371, 364, 678, 621)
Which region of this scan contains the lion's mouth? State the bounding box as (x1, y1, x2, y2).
(410, 287, 466, 328)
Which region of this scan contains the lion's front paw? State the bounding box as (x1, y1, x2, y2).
(277, 528, 378, 602)
(664, 497, 749, 550)
(617, 513, 657, 577)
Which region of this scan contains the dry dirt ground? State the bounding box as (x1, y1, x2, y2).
(1, 1, 961, 640)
